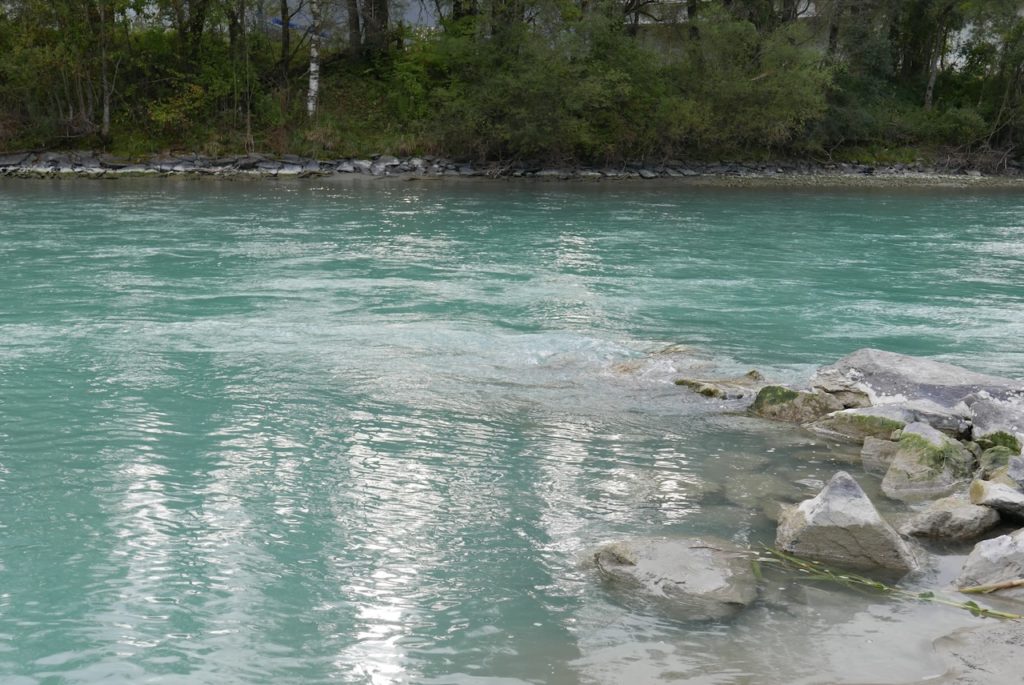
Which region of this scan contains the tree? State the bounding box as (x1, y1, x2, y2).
(307, 0, 320, 116)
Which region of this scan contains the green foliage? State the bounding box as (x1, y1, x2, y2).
(0, 0, 1023, 164)
(668, 13, 831, 153)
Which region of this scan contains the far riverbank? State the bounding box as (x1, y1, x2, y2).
(4, 150, 1024, 189)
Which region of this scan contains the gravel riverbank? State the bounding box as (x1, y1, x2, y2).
(3, 150, 1024, 188)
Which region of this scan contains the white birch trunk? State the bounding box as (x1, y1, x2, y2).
(307, 0, 321, 117)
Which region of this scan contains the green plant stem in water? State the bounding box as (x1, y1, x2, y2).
(759, 546, 1022, 621)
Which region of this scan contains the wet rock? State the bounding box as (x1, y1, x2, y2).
(861, 437, 900, 475)
(776, 471, 918, 573)
(970, 398, 1024, 454)
(336, 160, 355, 173)
(969, 480, 1024, 520)
(812, 348, 1024, 413)
(751, 386, 843, 423)
(899, 493, 1000, 540)
(955, 528, 1024, 595)
(804, 405, 908, 443)
(352, 159, 373, 173)
(881, 423, 975, 502)
(674, 369, 765, 400)
(638, 169, 659, 179)
(593, 536, 756, 621)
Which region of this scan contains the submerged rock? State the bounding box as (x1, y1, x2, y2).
(593, 536, 756, 621)
(723, 472, 806, 513)
(674, 369, 765, 400)
(955, 528, 1024, 595)
(881, 423, 975, 501)
(899, 493, 1000, 540)
(776, 471, 918, 574)
(926, 620, 1024, 685)
(751, 386, 844, 423)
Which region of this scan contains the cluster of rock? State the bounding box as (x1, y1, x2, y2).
(596, 349, 1024, 622)
(0, 150, 1018, 180)
(759, 351, 1024, 583)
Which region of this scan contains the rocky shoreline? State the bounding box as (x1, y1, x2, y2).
(3, 150, 1024, 186)
(599, 349, 1024, 683)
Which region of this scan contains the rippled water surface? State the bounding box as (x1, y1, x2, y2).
(2, 178, 1023, 684)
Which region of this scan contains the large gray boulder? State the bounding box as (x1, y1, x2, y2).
(750, 385, 844, 423)
(812, 348, 1024, 409)
(593, 536, 756, 621)
(955, 528, 1024, 595)
(969, 479, 1024, 520)
(881, 422, 975, 501)
(899, 493, 1000, 540)
(776, 471, 918, 573)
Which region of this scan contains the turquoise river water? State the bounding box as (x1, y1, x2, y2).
(1, 178, 1023, 685)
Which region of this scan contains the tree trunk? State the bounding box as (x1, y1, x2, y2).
(241, 0, 254, 152)
(307, 0, 321, 117)
(280, 0, 291, 82)
(361, 0, 389, 54)
(187, 0, 211, 58)
(924, 38, 941, 110)
(98, 1, 112, 141)
(781, 0, 798, 23)
(827, 0, 845, 58)
(347, 0, 362, 52)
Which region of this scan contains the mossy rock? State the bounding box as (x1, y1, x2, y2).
(977, 431, 1022, 454)
(980, 446, 1018, 478)
(807, 408, 907, 443)
(752, 385, 799, 409)
(752, 386, 844, 423)
(898, 432, 974, 478)
(675, 379, 728, 398)
(881, 423, 975, 501)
